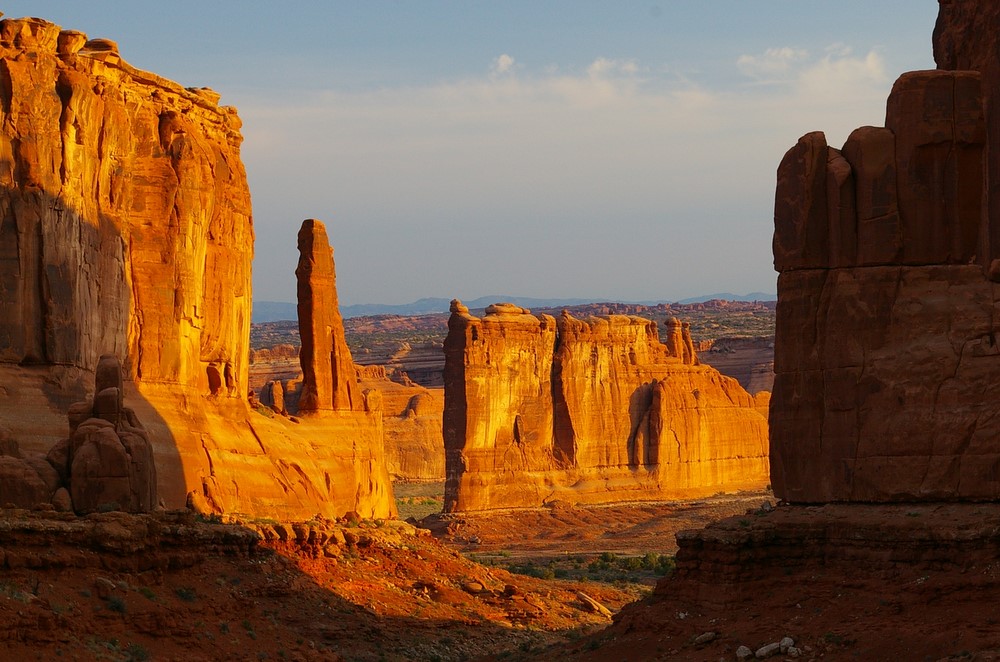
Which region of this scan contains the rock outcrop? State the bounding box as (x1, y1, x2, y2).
(444, 301, 769, 511)
(769, 1, 1000, 503)
(296, 219, 363, 414)
(0, 17, 393, 520)
(59, 355, 158, 513)
(372, 380, 445, 482)
(0, 355, 156, 513)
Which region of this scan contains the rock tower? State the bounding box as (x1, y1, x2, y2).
(444, 300, 770, 511)
(771, 0, 1000, 502)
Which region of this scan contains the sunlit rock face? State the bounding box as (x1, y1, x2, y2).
(770, 4, 1000, 502)
(296, 219, 364, 414)
(359, 371, 445, 482)
(0, 17, 393, 519)
(0, 18, 251, 389)
(443, 301, 770, 512)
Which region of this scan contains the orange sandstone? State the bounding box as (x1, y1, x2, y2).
(444, 301, 769, 511)
(0, 17, 393, 519)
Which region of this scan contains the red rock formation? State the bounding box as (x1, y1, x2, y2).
(0, 17, 393, 520)
(369, 379, 445, 482)
(769, 7, 1000, 502)
(296, 219, 363, 413)
(444, 301, 560, 510)
(0, 355, 156, 513)
(934, 0, 1000, 258)
(444, 301, 769, 511)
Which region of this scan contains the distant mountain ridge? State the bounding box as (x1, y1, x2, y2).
(252, 292, 776, 323)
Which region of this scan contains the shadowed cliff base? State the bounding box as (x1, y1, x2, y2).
(524, 502, 1000, 661)
(0, 176, 184, 511)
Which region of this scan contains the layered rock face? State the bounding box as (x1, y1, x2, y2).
(374, 381, 445, 482)
(0, 19, 251, 393)
(770, 8, 1000, 502)
(0, 17, 393, 519)
(444, 301, 769, 511)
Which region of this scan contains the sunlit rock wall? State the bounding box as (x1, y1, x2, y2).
(444, 301, 770, 511)
(0, 17, 393, 519)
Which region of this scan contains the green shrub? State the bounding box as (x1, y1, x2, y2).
(175, 587, 197, 602)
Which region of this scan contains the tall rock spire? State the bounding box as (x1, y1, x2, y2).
(295, 219, 363, 413)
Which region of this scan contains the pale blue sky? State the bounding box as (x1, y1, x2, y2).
(6, 2, 939, 305)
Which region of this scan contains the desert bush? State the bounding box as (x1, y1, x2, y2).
(175, 587, 197, 602)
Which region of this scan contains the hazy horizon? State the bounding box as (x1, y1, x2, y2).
(3, 2, 938, 306)
(254, 290, 777, 308)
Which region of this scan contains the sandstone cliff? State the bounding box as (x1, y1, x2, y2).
(770, 4, 1000, 502)
(0, 17, 393, 519)
(372, 380, 445, 482)
(444, 301, 769, 511)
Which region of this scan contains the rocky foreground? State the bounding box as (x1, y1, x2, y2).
(5, 500, 1000, 661)
(539, 502, 1000, 661)
(0, 509, 639, 661)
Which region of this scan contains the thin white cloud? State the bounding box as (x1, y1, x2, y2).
(736, 47, 808, 82)
(240, 45, 898, 302)
(736, 45, 887, 97)
(587, 57, 640, 78)
(491, 53, 515, 76)
(797, 49, 887, 98)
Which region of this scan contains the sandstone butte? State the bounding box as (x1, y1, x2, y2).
(771, 0, 1000, 503)
(0, 18, 394, 519)
(443, 300, 770, 511)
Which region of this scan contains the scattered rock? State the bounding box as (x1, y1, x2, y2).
(736, 645, 754, 660)
(461, 581, 485, 594)
(51, 488, 73, 512)
(93, 577, 117, 599)
(755, 642, 780, 658)
(576, 591, 613, 617)
(694, 631, 717, 645)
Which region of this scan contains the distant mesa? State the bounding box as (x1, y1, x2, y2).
(252, 292, 777, 323)
(443, 300, 770, 511)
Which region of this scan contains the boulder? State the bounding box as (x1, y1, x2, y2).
(61, 355, 158, 514)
